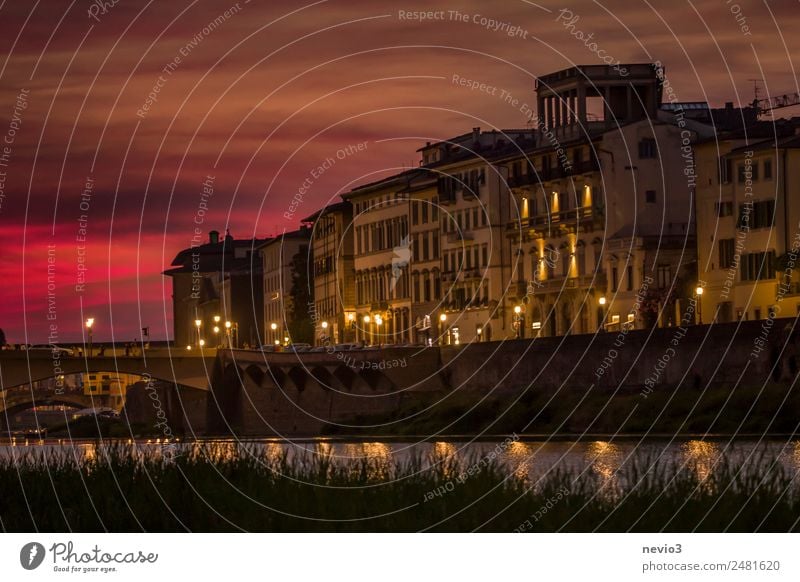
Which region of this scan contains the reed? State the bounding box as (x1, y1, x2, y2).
(0, 444, 797, 532)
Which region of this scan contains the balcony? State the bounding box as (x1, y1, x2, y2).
(528, 274, 607, 294)
(508, 174, 539, 188)
(506, 206, 603, 235)
(447, 230, 475, 243)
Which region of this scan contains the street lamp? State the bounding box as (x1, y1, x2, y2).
(214, 315, 221, 324)
(85, 317, 94, 355)
(194, 318, 202, 348)
(695, 286, 704, 325)
(199, 339, 205, 347)
(374, 315, 383, 346)
(513, 305, 522, 339)
(598, 296, 606, 331)
(321, 321, 328, 329)
(224, 320, 238, 348)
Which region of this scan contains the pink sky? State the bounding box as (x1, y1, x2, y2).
(1, 0, 798, 342)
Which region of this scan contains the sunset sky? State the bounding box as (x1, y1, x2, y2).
(1, 0, 798, 343)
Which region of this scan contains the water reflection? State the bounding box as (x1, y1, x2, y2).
(0, 438, 798, 491)
(585, 441, 622, 500)
(504, 441, 535, 481)
(681, 440, 720, 491)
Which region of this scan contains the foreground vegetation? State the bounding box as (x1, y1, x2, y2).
(0, 445, 797, 532)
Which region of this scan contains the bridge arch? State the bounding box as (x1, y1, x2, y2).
(287, 367, 307, 392)
(360, 369, 397, 392)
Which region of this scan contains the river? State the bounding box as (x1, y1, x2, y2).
(1, 437, 798, 487)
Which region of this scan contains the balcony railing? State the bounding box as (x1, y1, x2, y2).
(506, 206, 603, 233)
(447, 230, 474, 243)
(527, 274, 607, 294)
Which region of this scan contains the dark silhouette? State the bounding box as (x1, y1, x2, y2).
(0, 328, 6, 347)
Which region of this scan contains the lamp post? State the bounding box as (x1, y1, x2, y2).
(374, 315, 383, 346)
(194, 318, 202, 348)
(321, 320, 329, 345)
(270, 322, 278, 346)
(363, 314, 371, 345)
(513, 305, 522, 339)
(439, 313, 447, 345)
(225, 321, 238, 348)
(695, 286, 704, 325)
(598, 296, 606, 331)
(85, 318, 94, 356)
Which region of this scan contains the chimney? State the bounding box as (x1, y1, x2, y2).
(209, 230, 219, 244)
(472, 127, 480, 142)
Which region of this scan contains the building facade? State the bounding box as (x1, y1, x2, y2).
(303, 202, 356, 345)
(164, 230, 264, 349)
(503, 64, 713, 337)
(345, 174, 415, 345)
(259, 228, 311, 346)
(695, 124, 800, 324)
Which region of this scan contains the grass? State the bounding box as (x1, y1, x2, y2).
(0, 444, 798, 532)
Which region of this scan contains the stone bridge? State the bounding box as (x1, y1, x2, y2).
(0, 349, 218, 390)
(206, 347, 446, 435)
(0, 346, 448, 436)
(0, 386, 108, 418)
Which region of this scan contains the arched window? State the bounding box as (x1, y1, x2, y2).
(576, 240, 586, 277)
(545, 245, 557, 279)
(560, 242, 571, 277)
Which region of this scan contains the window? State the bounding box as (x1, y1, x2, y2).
(422, 234, 430, 261)
(751, 162, 759, 181)
(715, 201, 733, 217)
(412, 204, 419, 225)
(752, 200, 775, 229)
(737, 164, 749, 184)
(656, 265, 671, 289)
(738, 200, 775, 230)
(558, 192, 569, 212)
(645, 190, 657, 204)
(719, 157, 732, 183)
(718, 238, 735, 269)
(638, 138, 657, 159)
(764, 158, 773, 180)
(432, 234, 439, 258)
(740, 251, 776, 281)
(611, 266, 618, 292)
(627, 265, 634, 291)
(421, 203, 428, 224)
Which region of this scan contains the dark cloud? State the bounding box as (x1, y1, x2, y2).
(1, 0, 798, 341)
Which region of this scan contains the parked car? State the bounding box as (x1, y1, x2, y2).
(287, 343, 312, 352)
(334, 343, 361, 351)
(29, 344, 75, 356)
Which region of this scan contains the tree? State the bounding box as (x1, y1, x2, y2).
(287, 248, 314, 344)
(0, 328, 5, 346)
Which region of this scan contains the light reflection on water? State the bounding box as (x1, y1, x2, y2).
(1, 439, 798, 484)
(682, 440, 721, 491)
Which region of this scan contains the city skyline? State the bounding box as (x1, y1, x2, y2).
(1, 0, 800, 342)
